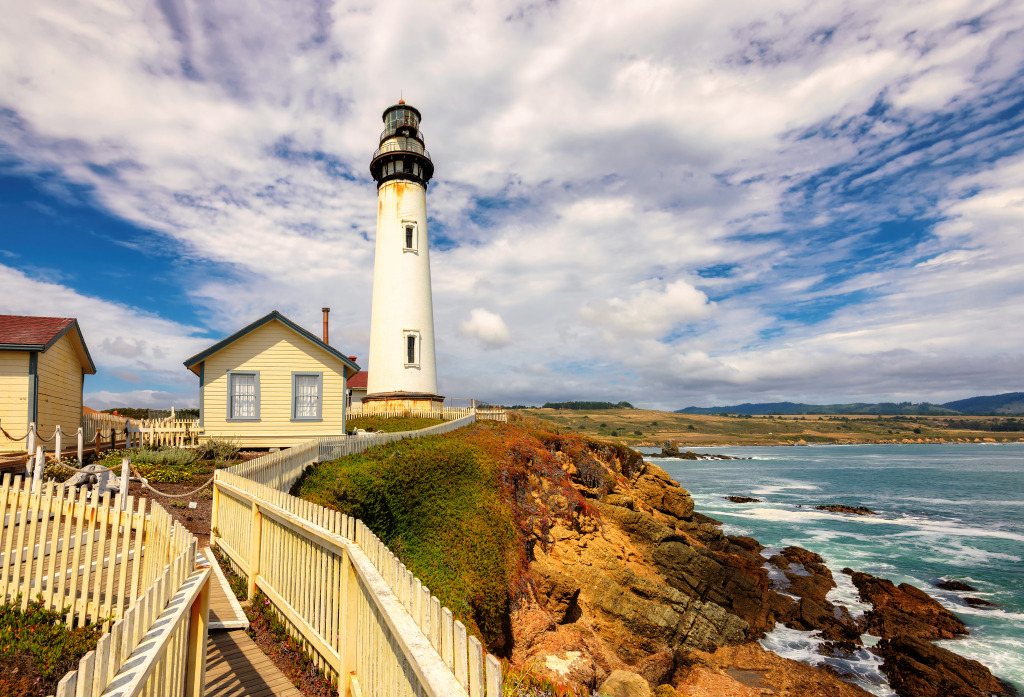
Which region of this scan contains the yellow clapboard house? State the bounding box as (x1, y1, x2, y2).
(0, 315, 97, 454)
(184, 311, 360, 449)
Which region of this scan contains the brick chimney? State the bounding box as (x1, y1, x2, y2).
(322, 307, 330, 345)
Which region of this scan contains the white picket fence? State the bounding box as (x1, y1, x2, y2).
(0, 475, 211, 697)
(319, 413, 477, 461)
(212, 412, 504, 697)
(126, 418, 202, 448)
(347, 404, 477, 420)
(83, 411, 134, 445)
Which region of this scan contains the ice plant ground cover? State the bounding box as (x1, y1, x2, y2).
(0, 598, 104, 696)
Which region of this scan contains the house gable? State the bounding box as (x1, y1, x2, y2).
(183, 311, 358, 377)
(192, 316, 358, 448)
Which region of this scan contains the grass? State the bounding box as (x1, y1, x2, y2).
(293, 415, 641, 651)
(0, 597, 104, 695)
(346, 416, 444, 432)
(519, 408, 1024, 446)
(295, 430, 516, 644)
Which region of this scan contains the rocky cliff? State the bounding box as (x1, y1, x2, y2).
(510, 434, 1015, 697)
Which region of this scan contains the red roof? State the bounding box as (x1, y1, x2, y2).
(0, 315, 74, 347)
(347, 371, 368, 390)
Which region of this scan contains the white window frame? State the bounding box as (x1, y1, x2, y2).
(403, 330, 420, 367)
(402, 220, 419, 253)
(226, 370, 260, 421)
(291, 372, 323, 421)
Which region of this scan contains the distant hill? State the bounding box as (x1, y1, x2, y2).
(940, 392, 1024, 415)
(675, 393, 1024, 416)
(542, 401, 635, 410)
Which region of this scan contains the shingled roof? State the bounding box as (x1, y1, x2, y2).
(0, 315, 74, 346)
(0, 315, 97, 373)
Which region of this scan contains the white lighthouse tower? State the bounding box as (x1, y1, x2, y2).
(364, 100, 443, 411)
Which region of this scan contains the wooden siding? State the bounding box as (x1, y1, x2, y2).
(36, 333, 84, 442)
(0, 352, 29, 453)
(201, 320, 348, 448)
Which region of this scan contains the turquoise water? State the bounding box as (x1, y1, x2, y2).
(648, 443, 1024, 695)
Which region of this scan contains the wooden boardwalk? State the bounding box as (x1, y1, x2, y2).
(202, 548, 301, 697)
(205, 631, 302, 697)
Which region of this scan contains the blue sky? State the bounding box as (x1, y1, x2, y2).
(2, 0, 1023, 410)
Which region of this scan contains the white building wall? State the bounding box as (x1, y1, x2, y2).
(366, 179, 438, 396)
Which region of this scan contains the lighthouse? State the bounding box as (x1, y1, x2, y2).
(363, 100, 443, 411)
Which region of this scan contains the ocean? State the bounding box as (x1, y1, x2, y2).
(644, 443, 1024, 696)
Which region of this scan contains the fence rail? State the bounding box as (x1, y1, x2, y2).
(347, 404, 477, 421)
(126, 419, 202, 449)
(0, 476, 211, 697)
(212, 412, 503, 696)
(319, 414, 477, 461)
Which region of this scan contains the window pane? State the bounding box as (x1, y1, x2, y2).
(295, 374, 319, 418)
(407, 335, 416, 364)
(231, 374, 255, 418)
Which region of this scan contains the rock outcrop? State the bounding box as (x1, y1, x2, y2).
(511, 439, 1012, 697)
(848, 571, 967, 640)
(875, 636, 1015, 697)
(815, 504, 876, 515)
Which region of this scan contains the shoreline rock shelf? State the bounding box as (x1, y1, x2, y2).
(517, 443, 1013, 697)
(647, 443, 745, 459)
(815, 504, 876, 515)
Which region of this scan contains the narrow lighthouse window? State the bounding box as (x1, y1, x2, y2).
(404, 330, 420, 366)
(402, 221, 418, 252)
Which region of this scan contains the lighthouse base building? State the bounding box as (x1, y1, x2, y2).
(362, 100, 444, 413)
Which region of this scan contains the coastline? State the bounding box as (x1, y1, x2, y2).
(639, 437, 1024, 448)
(650, 443, 1024, 695)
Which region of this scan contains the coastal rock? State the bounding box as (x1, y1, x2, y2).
(600, 670, 653, 697)
(725, 496, 761, 503)
(679, 642, 875, 697)
(519, 441, 1001, 697)
(767, 547, 860, 641)
(815, 505, 876, 515)
(935, 579, 976, 592)
(631, 464, 695, 520)
(848, 571, 967, 640)
(963, 597, 998, 609)
(647, 444, 740, 460)
(533, 565, 582, 624)
(875, 635, 1015, 697)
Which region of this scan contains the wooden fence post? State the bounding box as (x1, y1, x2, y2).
(247, 503, 262, 601)
(77, 428, 83, 465)
(120, 458, 130, 511)
(185, 572, 211, 697)
(26, 422, 35, 458)
(55, 427, 62, 463)
(33, 446, 43, 493)
(211, 474, 220, 538)
(340, 551, 358, 690)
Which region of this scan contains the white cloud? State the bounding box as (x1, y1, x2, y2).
(459, 308, 512, 348)
(580, 280, 714, 338)
(0, 264, 208, 405)
(1, 0, 1023, 408)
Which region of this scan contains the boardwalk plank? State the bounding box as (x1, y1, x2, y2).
(205, 630, 301, 697)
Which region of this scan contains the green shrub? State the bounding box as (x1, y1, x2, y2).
(0, 596, 104, 692)
(131, 447, 199, 467)
(42, 457, 80, 483)
(197, 438, 240, 463)
(295, 432, 514, 645)
(130, 449, 206, 484)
